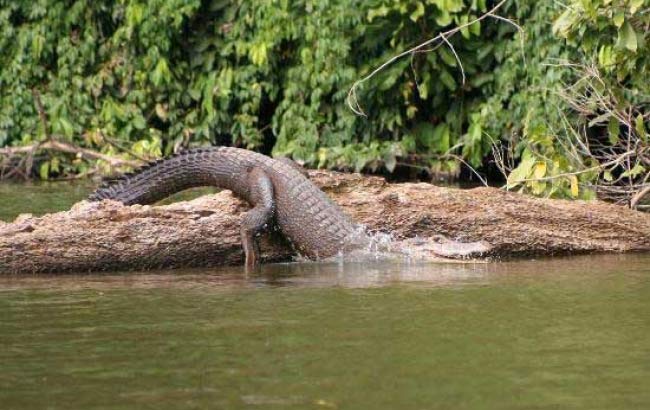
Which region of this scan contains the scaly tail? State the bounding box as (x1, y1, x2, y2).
(88, 148, 221, 205)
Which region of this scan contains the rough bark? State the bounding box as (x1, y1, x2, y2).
(2, 171, 650, 273)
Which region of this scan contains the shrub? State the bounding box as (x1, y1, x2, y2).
(0, 0, 517, 178)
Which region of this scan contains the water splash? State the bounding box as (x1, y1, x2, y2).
(325, 224, 493, 263)
(292, 223, 492, 264)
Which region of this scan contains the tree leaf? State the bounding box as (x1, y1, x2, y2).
(431, 123, 450, 153)
(39, 161, 50, 180)
(459, 14, 470, 39)
(155, 103, 168, 121)
(617, 21, 638, 52)
(438, 46, 458, 67)
(413, 122, 435, 148)
(635, 114, 646, 142)
(552, 9, 574, 37)
(439, 69, 457, 91)
(621, 164, 645, 179)
(133, 115, 147, 130)
(608, 117, 620, 144)
(613, 12, 624, 28)
(410, 2, 425, 22)
(58, 118, 74, 139)
(532, 180, 547, 195)
(151, 59, 171, 86)
(31, 34, 44, 60)
(507, 152, 536, 188)
(50, 157, 60, 173)
(630, 0, 644, 14)
(588, 112, 611, 127)
(534, 161, 547, 179)
(384, 152, 397, 172)
(367, 5, 389, 22)
(470, 19, 481, 36)
(435, 10, 452, 26)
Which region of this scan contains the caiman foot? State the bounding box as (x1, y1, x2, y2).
(240, 167, 275, 268)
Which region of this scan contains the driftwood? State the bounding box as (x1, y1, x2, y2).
(1, 91, 143, 181)
(0, 140, 142, 180)
(2, 171, 650, 274)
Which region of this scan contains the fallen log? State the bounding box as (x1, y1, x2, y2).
(2, 171, 650, 273)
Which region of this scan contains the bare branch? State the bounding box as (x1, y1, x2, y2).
(0, 140, 142, 178)
(440, 33, 465, 85)
(32, 89, 51, 142)
(631, 184, 650, 209)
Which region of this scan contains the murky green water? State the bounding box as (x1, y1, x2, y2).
(0, 181, 216, 222)
(1, 183, 650, 409)
(0, 181, 92, 221)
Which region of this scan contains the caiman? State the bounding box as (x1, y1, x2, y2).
(89, 147, 366, 267)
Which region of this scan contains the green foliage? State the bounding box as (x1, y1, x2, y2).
(0, 0, 520, 179)
(271, 0, 508, 172)
(0, 0, 201, 177)
(2, 0, 648, 197)
(478, 2, 586, 198)
(489, 0, 650, 198)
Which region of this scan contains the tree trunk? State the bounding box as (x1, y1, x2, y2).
(2, 171, 650, 273)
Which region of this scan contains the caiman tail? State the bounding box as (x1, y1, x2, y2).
(88, 149, 227, 205)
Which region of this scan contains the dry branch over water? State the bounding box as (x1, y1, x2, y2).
(2, 171, 650, 273)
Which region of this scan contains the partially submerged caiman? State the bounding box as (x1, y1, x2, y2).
(89, 147, 365, 267)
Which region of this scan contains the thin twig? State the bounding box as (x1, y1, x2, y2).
(443, 153, 488, 186)
(100, 131, 150, 162)
(32, 89, 51, 142)
(0, 141, 142, 168)
(440, 33, 465, 85)
(630, 185, 650, 209)
(346, 0, 517, 116)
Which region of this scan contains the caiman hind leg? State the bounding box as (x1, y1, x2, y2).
(241, 168, 275, 268)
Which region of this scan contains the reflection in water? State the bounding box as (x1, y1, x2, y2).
(0, 182, 216, 222)
(1, 254, 650, 409)
(1, 253, 647, 291)
(0, 181, 92, 221)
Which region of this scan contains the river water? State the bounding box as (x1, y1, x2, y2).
(1, 182, 650, 409)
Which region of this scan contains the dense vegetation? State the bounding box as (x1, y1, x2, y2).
(1, 0, 649, 204)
